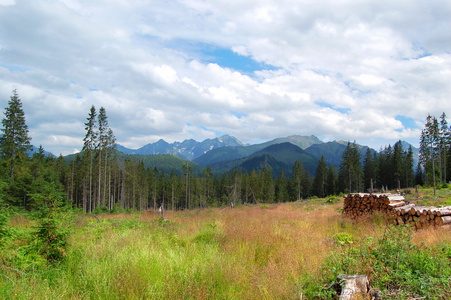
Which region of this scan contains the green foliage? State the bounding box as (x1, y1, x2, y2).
(0, 90, 32, 179)
(0, 203, 10, 246)
(35, 198, 72, 262)
(307, 225, 451, 299)
(332, 232, 356, 246)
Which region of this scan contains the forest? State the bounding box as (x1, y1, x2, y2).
(0, 91, 450, 213)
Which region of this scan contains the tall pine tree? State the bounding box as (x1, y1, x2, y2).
(83, 105, 97, 212)
(0, 90, 32, 180)
(313, 155, 327, 198)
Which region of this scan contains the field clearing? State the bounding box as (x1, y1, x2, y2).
(1, 198, 450, 299)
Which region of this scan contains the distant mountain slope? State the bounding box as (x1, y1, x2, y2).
(131, 154, 203, 175)
(194, 135, 323, 166)
(63, 151, 203, 176)
(304, 141, 348, 167)
(208, 142, 319, 176)
(252, 142, 318, 174)
(237, 154, 289, 177)
(117, 134, 243, 160)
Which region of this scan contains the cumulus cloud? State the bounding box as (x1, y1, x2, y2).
(0, 0, 450, 155)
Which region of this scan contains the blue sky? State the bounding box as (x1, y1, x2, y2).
(0, 0, 450, 155)
(201, 47, 276, 75)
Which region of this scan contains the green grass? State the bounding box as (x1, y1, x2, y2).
(1, 190, 450, 299)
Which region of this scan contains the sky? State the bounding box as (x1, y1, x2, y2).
(0, 0, 450, 156)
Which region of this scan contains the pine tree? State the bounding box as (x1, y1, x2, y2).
(415, 161, 424, 186)
(96, 107, 115, 209)
(292, 161, 304, 200)
(363, 148, 376, 192)
(392, 141, 404, 189)
(420, 115, 439, 196)
(313, 156, 327, 198)
(404, 146, 414, 188)
(325, 164, 337, 196)
(0, 90, 32, 180)
(82, 105, 97, 212)
(439, 112, 449, 184)
(338, 142, 363, 193)
(276, 168, 290, 202)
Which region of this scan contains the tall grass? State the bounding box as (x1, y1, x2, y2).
(1, 199, 450, 299)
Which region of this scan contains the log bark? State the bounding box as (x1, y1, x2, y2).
(435, 216, 451, 226)
(435, 207, 451, 217)
(395, 204, 415, 215)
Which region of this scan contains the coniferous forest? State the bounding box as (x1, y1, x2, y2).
(0, 91, 450, 213)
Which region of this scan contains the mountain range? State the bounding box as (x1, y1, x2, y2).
(117, 135, 419, 176)
(116, 134, 243, 160)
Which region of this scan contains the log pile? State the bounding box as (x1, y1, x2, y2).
(343, 193, 406, 217)
(393, 205, 451, 229)
(343, 193, 451, 229)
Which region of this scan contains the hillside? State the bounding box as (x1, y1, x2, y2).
(304, 141, 377, 168)
(194, 135, 322, 166)
(64, 151, 203, 176)
(237, 154, 289, 177)
(207, 142, 318, 176)
(131, 154, 204, 176)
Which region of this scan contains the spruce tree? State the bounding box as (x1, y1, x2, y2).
(83, 105, 97, 212)
(420, 115, 439, 196)
(0, 90, 32, 180)
(338, 142, 363, 193)
(325, 164, 337, 196)
(392, 141, 404, 189)
(439, 112, 449, 183)
(404, 146, 414, 188)
(292, 161, 304, 200)
(313, 155, 327, 198)
(97, 107, 115, 209)
(363, 148, 375, 192)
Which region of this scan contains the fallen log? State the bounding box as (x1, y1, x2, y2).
(435, 216, 451, 226)
(395, 204, 415, 215)
(435, 207, 451, 217)
(389, 201, 407, 208)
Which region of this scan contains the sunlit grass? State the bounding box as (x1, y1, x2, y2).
(1, 195, 450, 299)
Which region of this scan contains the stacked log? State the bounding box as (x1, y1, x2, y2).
(343, 193, 451, 229)
(393, 205, 451, 229)
(343, 193, 406, 217)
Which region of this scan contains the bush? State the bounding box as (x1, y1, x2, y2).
(309, 225, 451, 299)
(0, 202, 11, 246)
(35, 198, 72, 262)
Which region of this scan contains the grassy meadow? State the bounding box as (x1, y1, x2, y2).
(1, 189, 451, 299)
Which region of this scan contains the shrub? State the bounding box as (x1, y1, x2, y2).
(308, 225, 451, 299)
(35, 198, 72, 262)
(0, 202, 10, 247)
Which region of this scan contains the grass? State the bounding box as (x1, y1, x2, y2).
(1, 194, 450, 299)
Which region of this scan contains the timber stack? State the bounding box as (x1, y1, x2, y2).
(393, 205, 451, 229)
(343, 193, 405, 217)
(343, 193, 451, 229)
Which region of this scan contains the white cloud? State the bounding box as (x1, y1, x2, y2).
(0, 0, 450, 155)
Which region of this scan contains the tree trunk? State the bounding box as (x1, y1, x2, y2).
(335, 275, 370, 300)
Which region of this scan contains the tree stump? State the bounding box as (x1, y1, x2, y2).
(336, 275, 370, 300)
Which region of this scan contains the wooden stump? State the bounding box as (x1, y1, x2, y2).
(336, 275, 370, 300)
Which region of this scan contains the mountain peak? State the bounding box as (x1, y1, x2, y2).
(116, 135, 244, 160)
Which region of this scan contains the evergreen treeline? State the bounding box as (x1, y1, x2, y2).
(0, 91, 448, 213)
(419, 113, 451, 195)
